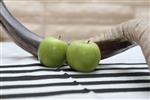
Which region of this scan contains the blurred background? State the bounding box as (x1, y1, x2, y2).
(0, 0, 149, 42)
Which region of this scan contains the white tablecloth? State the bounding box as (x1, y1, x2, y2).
(0, 42, 150, 100)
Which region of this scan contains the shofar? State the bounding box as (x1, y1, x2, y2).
(0, 0, 150, 68)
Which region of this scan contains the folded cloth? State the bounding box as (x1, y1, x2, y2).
(0, 42, 150, 100)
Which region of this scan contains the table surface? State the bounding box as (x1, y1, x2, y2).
(0, 42, 150, 100)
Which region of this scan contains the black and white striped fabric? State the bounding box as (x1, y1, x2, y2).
(1, 43, 150, 100)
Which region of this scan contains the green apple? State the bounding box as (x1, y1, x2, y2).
(67, 40, 100, 72)
(38, 37, 68, 68)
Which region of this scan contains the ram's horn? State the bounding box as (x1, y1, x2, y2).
(0, 0, 135, 59)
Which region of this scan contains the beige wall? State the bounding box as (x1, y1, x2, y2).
(1, 0, 149, 41)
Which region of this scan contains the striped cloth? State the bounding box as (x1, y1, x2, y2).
(0, 42, 150, 100)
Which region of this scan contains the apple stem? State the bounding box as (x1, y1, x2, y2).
(87, 40, 90, 43)
(58, 35, 61, 40)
